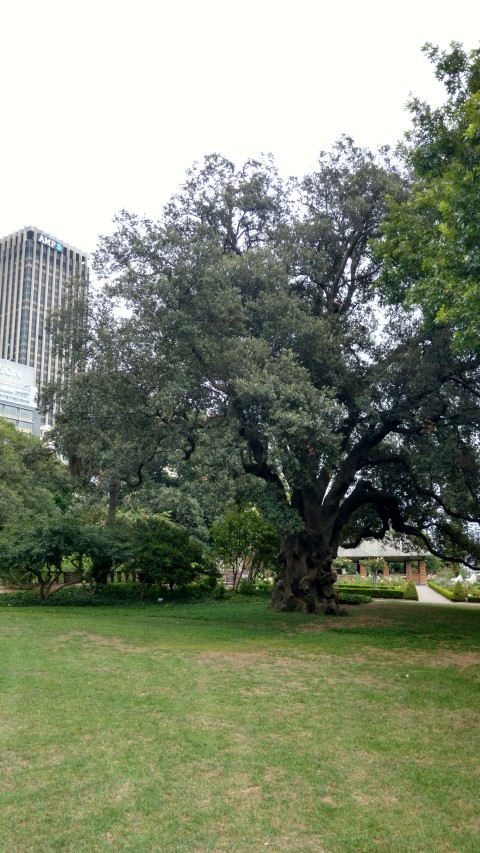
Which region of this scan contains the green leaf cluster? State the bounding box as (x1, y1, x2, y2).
(378, 43, 480, 350)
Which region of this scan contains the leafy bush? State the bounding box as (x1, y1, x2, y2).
(0, 591, 43, 607)
(237, 579, 256, 596)
(337, 592, 372, 605)
(0, 579, 227, 607)
(403, 581, 418, 600)
(235, 579, 272, 597)
(466, 590, 480, 603)
(334, 585, 404, 599)
(0, 588, 101, 607)
(452, 582, 467, 602)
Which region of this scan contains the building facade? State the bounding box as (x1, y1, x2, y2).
(0, 356, 40, 436)
(0, 226, 89, 428)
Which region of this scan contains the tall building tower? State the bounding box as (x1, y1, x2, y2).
(0, 226, 89, 428)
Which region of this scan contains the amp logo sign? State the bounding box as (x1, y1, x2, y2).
(38, 234, 64, 253)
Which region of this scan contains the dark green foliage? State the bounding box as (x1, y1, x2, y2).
(126, 515, 208, 590)
(334, 585, 405, 599)
(0, 514, 124, 597)
(235, 579, 273, 597)
(378, 43, 480, 350)
(403, 580, 419, 600)
(210, 504, 279, 589)
(0, 580, 226, 607)
(0, 419, 72, 533)
(45, 133, 480, 613)
(337, 592, 372, 605)
(0, 588, 101, 607)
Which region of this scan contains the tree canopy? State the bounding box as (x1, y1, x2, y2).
(46, 134, 480, 614)
(0, 419, 71, 533)
(378, 42, 480, 350)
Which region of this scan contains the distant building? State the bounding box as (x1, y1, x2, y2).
(338, 538, 428, 584)
(0, 356, 40, 436)
(0, 226, 89, 430)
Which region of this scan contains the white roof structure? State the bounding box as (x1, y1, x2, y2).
(338, 537, 427, 560)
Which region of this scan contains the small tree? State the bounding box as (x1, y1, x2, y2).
(127, 515, 206, 591)
(0, 511, 128, 597)
(210, 505, 279, 590)
(403, 580, 418, 600)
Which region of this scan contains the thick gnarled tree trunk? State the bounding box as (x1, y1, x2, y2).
(270, 532, 338, 615)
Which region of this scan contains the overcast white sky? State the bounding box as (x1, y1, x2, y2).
(1, 1, 479, 257)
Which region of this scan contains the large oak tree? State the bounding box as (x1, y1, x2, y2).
(50, 140, 480, 613)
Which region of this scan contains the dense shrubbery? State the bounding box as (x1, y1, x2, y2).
(337, 592, 372, 605)
(334, 585, 405, 599)
(0, 588, 101, 607)
(0, 580, 227, 607)
(236, 579, 273, 597)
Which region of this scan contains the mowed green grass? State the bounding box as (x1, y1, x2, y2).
(1, 600, 480, 853)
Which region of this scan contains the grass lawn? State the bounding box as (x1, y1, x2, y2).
(1, 599, 480, 853)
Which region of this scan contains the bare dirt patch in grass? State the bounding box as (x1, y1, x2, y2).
(194, 650, 269, 663)
(334, 645, 480, 670)
(420, 650, 480, 668)
(112, 781, 132, 803)
(56, 630, 165, 656)
(297, 612, 395, 632)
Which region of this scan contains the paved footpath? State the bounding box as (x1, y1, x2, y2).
(415, 584, 474, 606)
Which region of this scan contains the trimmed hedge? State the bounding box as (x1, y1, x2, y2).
(0, 589, 102, 607)
(403, 580, 418, 601)
(0, 581, 226, 607)
(337, 592, 372, 605)
(428, 581, 453, 601)
(334, 585, 405, 599)
(452, 582, 467, 602)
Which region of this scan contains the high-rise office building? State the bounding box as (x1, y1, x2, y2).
(0, 226, 89, 428)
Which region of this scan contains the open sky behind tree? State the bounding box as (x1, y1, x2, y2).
(1, 0, 479, 256)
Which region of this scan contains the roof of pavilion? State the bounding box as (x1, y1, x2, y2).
(338, 537, 428, 560)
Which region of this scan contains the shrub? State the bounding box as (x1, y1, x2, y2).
(428, 581, 453, 600)
(0, 580, 227, 607)
(452, 582, 467, 602)
(337, 592, 372, 605)
(237, 579, 256, 596)
(403, 580, 418, 600)
(466, 590, 480, 603)
(334, 585, 404, 599)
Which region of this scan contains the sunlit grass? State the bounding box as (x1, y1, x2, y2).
(1, 600, 479, 852)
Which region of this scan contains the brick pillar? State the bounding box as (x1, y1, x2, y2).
(383, 559, 389, 577)
(359, 563, 367, 577)
(405, 560, 412, 580)
(418, 560, 427, 585)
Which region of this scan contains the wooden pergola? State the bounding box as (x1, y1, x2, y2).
(338, 539, 428, 584)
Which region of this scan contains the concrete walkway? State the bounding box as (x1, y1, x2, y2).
(415, 584, 452, 604)
(415, 584, 475, 606)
